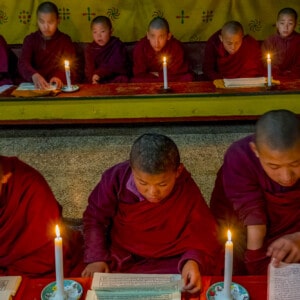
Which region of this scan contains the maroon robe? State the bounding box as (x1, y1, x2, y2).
(210, 135, 300, 275)
(0, 35, 13, 85)
(84, 36, 129, 83)
(18, 30, 79, 84)
(203, 30, 263, 80)
(132, 36, 193, 82)
(0, 156, 84, 277)
(83, 161, 221, 275)
(262, 31, 300, 79)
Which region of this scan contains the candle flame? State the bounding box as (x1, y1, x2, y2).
(55, 224, 60, 238)
(163, 56, 166, 63)
(267, 53, 270, 59)
(64, 60, 69, 67)
(227, 229, 232, 241)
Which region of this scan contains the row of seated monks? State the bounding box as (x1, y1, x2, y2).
(0, 3, 300, 90)
(1, 108, 300, 296)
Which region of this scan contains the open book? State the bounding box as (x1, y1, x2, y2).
(85, 273, 182, 300)
(223, 77, 267, 87)
(0, 276, 22, 300)
(268, 262, 300, 300)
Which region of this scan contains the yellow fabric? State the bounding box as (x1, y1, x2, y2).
(1, 1, 300, 43)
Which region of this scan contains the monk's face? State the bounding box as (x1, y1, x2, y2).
(276, 14, 296, 38)
(37, 12, 59, 39)
(147, 28, 171, 52)
(92, 23, 112, 47)
(132, 165, 183, 203)
(219, 31, 243, 55)
(250, 141, 300, 187)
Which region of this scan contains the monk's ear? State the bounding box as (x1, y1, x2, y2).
(167, 32, 172, 40)
(175, 163, 184, 178)
(219, 34, 223, 42)
(249, 141, 259, 158)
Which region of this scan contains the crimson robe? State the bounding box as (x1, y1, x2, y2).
(210, 135, 300, 275)
(132, 36, 193, 82)
(83, 161, 221, 275)
(203, 30, 263, 80)
(0, 156, 84, 277)
(84, 36, 129, 83)
(18, 30, 79, 84)
(262, 31, 300, 79)
(0, 35, 13, 85)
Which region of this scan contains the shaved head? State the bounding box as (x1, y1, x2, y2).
(221, 20, 244, 36)
(255, 109, 300, 151)
(148, 17, 170, 33)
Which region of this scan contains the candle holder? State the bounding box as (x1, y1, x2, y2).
(41, 279, 83, 300)
(158, 86, 173, 93)
(61, 85, 80, 93)
(206, 281, 249, 300)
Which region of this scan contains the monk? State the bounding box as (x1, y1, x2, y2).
(203, 21, 263, 80)
(0, 35, 13, 85)
(18, 1, 78, 89)
(84, 16, 130, 84)
(132, 17, 193, 83)
(262, 7, 300, 80)
(0, 155, 84, 277)
(210, 109, 300, 275)
(82, 133, 221, 294)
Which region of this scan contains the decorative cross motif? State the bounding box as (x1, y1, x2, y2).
(59, 7, 71, 21)
(18, 10, 31, 24)
(176, 10, 189, 24)
(82, 7, 96, 21)
(202, 10, 213, 23)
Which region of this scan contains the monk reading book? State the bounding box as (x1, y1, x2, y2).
(203, 20, 263, 80)
(210, 109, 300, 275)
(0, 155, 84, 278)
(82, 133, 221, 294)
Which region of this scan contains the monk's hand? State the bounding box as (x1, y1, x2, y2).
(50, 77, 63, 89)
(81, 261, 110, 277)
(267, 232, 300, 267)
(32, 73, 50, 90)
(92, 74, 100, 84)
(181, 260, 202, 294)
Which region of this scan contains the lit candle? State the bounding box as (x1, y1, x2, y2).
(55, 225, 65, 300)
(267, 53, 272, 87)
(163, 56, 168, 89)
(223, 229, 233, 299)
(64, 60, 72, 91)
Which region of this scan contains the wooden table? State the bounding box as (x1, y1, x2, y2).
(0, 81, 300, 125)
(14, 275, 267, 300)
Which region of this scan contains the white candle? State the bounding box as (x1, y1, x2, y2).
(163, 56, 168, 89)
(64, 60, 72, 90)
(55, 225, 65, 300)
(223, 229, 233, 299)
(267, 53, 272, 87)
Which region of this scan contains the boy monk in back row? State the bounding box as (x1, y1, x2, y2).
(203, 20, 263, 80)
(132, 17, 193, 82)
(82, 133, 221, 294)
(262, 7, 300, 80)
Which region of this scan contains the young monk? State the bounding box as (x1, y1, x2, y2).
(0, 155, 84, 277)
(203, 21, 263, 80)
(262, 7, 300, 80)
(210, 109, 300, 275)
(84, 16, 130, 84)
(18, 1, 78, 89)
(0, 35, 13, 85)
(82, 133, 221, 294)
(132, 17, 193, 82)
